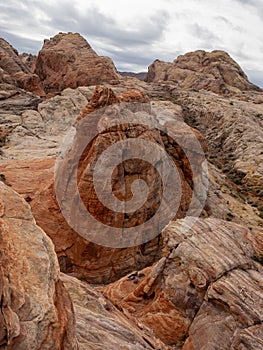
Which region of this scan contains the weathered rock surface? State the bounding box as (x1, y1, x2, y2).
(0, 181, 78, 349)
(29, 86, 206, 283)
(119, 71, 147, 81)
(0, 38, 44, 96)
(35, 32, 120, 94)
(61, 273, 168, 349)
(19, 52, 37, 72)
(171, 89, 263, 222)
(206, 163, 263, 235)
(146, 50, 261, 94)
(103, 217, 263, 349)
(0, 86, 93, 160)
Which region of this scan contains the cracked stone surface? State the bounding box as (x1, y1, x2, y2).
(103, 218, 263, 349)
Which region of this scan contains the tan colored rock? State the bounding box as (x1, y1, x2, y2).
(103, 217, 263, 348)
(0, 182, 78, 349)
(19, 53, 37, 72)
(35, 32, 120, 94)
(172, 89, 263, 219)
(146, 50, 261, 94)
(0, 38, 44, 96)
(0, 86, 91, 160)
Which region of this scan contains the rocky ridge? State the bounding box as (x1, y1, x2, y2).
(146, 50, 261, 94)
(0, 34, 262, 349)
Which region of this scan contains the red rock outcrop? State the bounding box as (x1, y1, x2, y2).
(0, 182, 78, 349)
(34, 32, 120, 94)
(146, 50, 261, 94)
(0, 38, 44, 96)
(29, 86, 206, 284)
(103, 217, 263, 348)
(75, 85, 149, 123)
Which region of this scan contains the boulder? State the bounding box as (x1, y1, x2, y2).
(30, 86, 207, 283)
(34, 32, 120, 94)
(0, 182, 78, 349)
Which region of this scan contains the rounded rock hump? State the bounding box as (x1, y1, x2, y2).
(34, 32, 120, 94)
(145, 49, 261, 94)
(0, 38, 45, 96)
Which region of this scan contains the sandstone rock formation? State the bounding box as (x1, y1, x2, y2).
(103, 217, 263, 349)
(146, 50, 261, 94)
(61, 273, 168, 349)
(75, 85, 149, 123)
(19, 52, 37, 72)
(34, 32, 120, 94)
(0, 85, 93, 160)
(0, 33, 262, 350)
(170, 89, 263, 226)
(119, 71, 147, 80)
(28, 86, 206, 283)
(0, 182, 78, 349)
(0, 38, 44, 96)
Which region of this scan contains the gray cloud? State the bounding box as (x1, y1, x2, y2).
(188, 23, 220, 48)
(189, 23, 220, 42)
(246, 69, 263, 87)
(0, 28, 42, 53)
(0, 0, 169, 70)
(234, 0, 263, 19)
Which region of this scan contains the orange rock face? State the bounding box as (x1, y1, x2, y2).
(146, 50, 261, 94)
(103, 218, 263, 348)
(0, 38, 44, 96)
(34, 32, 120, 94)
(75, 85, 150, 123)
(30, 86, 207, 284)
(0, 182, 78, 349)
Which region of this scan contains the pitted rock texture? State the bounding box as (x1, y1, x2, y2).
(35, 32, 120, 94)
(146, 50, 261, 94)
(0, 38, 44, 96)
(0, 182, 78, 349)
(103, 218, 263, 348)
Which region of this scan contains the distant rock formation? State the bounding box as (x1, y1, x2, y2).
(119, 71, 147, 81)
(0, 182, 78, 349)
(0, 38, 44, 96)
(19, 52, 37, 72)
(145, 50, 261, 94)
(104, 217, 263, 349)
(34, 32, 120, 94)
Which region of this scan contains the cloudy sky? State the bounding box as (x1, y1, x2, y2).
(0, 0, 263, 86)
